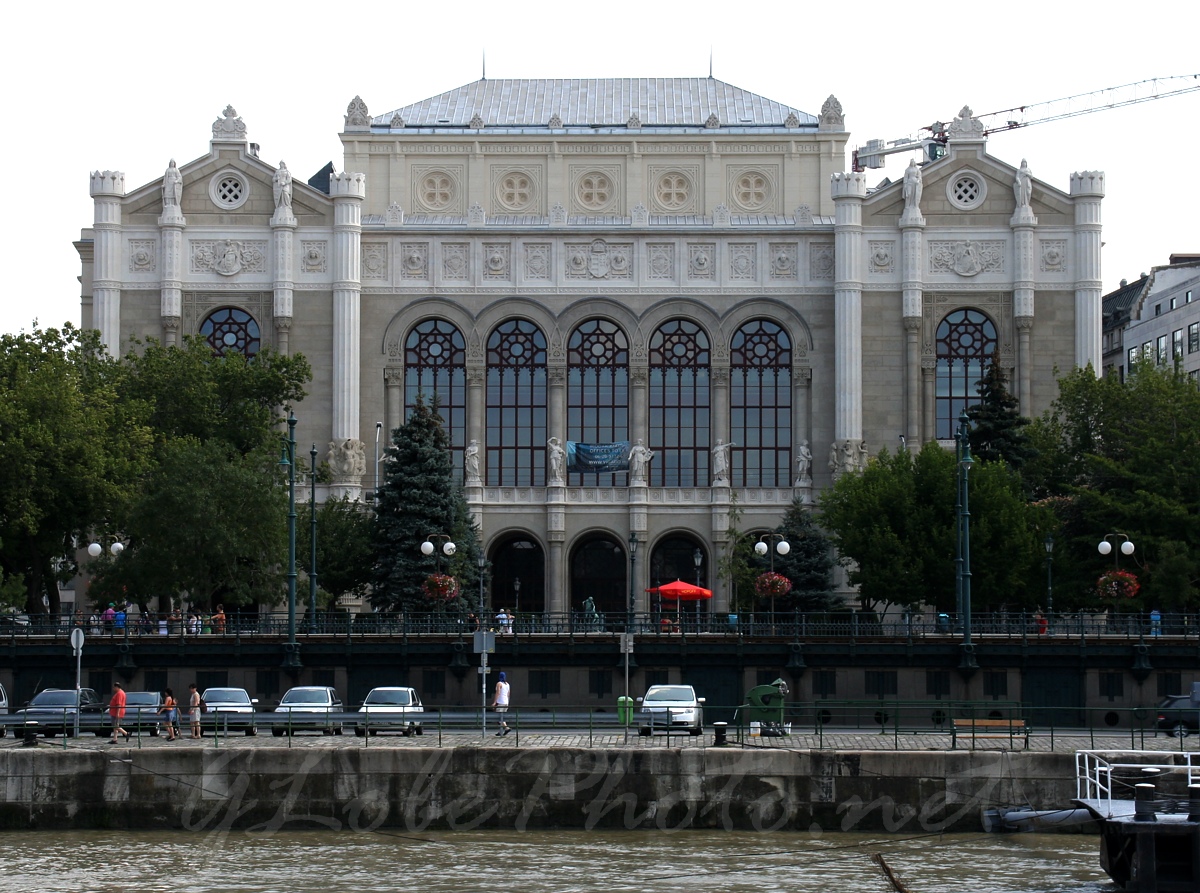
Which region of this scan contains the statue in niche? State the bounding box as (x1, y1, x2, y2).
(711, 439, 734, 485)
(828, 442, 840, 475)
(162, 160, 182, 208)
(902, 159, 922, 215)
(1014, 159, 1033, 209)
(464, 439, 481, 482)
(796, 440, 813, 483)
(841, 440, 855, 474)
(273, 161, 293, 211)
(857, 440, 869, 471)
(547, 437, 566, 484)
(628, 439, 654, 484)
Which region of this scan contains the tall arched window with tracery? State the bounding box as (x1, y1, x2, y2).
(404, 319, 467, 480)
(935, 308, 997, 439)
(487, 319, 548, 486)
(199, 307, 260, 358)
(730, 319, 791, 487)
(567, 319, 629, 485)
(649, 319, 710, 486)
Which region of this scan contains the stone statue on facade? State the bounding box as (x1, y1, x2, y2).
(547, 437, 566, 484)
(711, 439, 734, 485)
(628, 439, 654, 484)
(857, 440, 869, 471)
(328, 439, 366, 477)
(795, 440, 813, 484)
(902, 158, 922, 218)
(1014, 159, 1033, 209)
(162, 159, 182, 208)
(273, 161, 293, 211)
(464, 439, 481, 483)
(841, 440, 855, 475)
(829, 442, 840, 476)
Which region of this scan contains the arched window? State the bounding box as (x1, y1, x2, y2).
(487, 320, 548, 486)
(648, 536, 709, 619)
(730, 319, 791, 487)
(199, 307, 260, 358)
(936, 309, 997, 439)
(567, 319, 629, 484)
(405, 319, 467, 478)
(649, 320, 710, 486)
(570, 536, 627, 616)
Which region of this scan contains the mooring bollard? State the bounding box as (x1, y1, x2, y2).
(1134, 783, 1157, 822)
(712, 721, 728, 746)
(22, 721, 38, 747)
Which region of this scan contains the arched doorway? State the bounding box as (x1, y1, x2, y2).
(649, 536, 709, 622)
(570, 535, 627, 617)
(489, 535, 545, 618)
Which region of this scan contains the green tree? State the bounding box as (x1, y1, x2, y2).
(298, 494, 375, 608)
(762, 497, 840, 612)
(371, 399, 481, 613)
(967, 349, 1037, 471)
(0, 325, 152, 615)
(715, 496, 758, 614)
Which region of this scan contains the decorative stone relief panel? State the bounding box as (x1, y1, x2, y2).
(491, 166, 543, 214)
(191, 240, 267, 276)
(869, 240, 896, 274)
(569, 165, 621, 215)
(769, 243, 797, 280)
(301, 240, 327, 273)
(361, 243, 389, 280)
(730, 244, 757, 280)
(647, 243, 675, 280)
(810, 243, 835, 281)
(483, 244, 511, 279)
(183, 291, 271, 337)
(649, 165, 698, 213)
(1040, 239, 1067, 272)
(523, 244, 551, 280)
(400, 243, 429, 279)
(443, 244, 469, 280)
(565, 239, 631, 279)
(728, 165, 778, 212)
(411, 165, 464, 214)
(930, 240, 1005, 277)
(688, 244, 716, 280)
(129, 239, 156, 272)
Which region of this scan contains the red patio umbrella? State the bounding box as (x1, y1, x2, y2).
(647, 579, 713, 627)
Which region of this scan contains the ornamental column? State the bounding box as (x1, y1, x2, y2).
(1011, 174, 1038, 413)
(89, 170, 126, 353)
(1071, 171, 1105, 373)
(158, 161, 186, 347)
(271, 173, 297, 355)
(900, 194, 925, 444)
(329, 171, 367, 498)
(831, 171, 867, 458)
(545, 364, 567, 616)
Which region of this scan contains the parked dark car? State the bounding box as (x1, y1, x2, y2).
(1156, 694, 1200, 737)
(13, 688, 105, 737)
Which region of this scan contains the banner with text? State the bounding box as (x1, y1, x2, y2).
(566, 440, 630, 473)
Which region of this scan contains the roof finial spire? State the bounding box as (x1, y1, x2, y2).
(708, 45, 713, 79)
(482, 49, 486, 81)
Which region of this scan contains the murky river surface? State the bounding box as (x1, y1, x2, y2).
(0, 829, 1110, 892)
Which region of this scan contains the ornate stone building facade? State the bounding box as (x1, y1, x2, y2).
(78, 80, 1104, 617)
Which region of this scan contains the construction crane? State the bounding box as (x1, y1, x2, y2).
(853, 74, 1200, 172)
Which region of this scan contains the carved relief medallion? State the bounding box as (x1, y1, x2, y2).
(566, 239, 631, 279)
(647, 244, 675, 280)
(524, 244, 551, 280)
(769, 243, 797, 279)
(730, 244, 757, 280)
(810, 243, 835, 281)
(869, 240, 896, 274)
(688, 244, 716, 280)
(930, 240, 1004, 277)
(443, 244, 469, 280)
(1040, 239, 1067, 272)
(301, 241, 327, 273)
(361, 243, 388, 280)
(400, 244, 428, 279)
(191, 240, 266, 276)
(129, 239, 156, 272)
(483, 244, 510, 279)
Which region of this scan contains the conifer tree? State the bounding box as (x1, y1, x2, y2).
(967, 349, 1037, 470)
(768, 497, 841, 612)
(371, 398, 481, 613)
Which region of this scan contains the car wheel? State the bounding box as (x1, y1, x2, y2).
(0, 727, 6, 738)
(44, 731, 56, 738)
(402, 728, 413, 738)
(638, 727, 651, 737)
(245, 727, 258, 737)
(415, 726, 423, 736)
(150, 728, 159, 738)
(1172, 721, 1191, 738)
(689, 727, 702, 736)
(370, 729, 378, 737)
(354, 727, 366, 737)
(334, 726, 343, 736)
(272, 728, 284, 737)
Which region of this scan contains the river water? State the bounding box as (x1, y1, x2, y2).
(0, 829, 1109, 892)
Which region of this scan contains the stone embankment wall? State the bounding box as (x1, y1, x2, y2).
(0, 747, 1086, 833)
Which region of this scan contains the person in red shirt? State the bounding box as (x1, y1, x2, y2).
(109, 682, 130, 743)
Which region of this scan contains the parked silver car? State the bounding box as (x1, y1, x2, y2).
(637, 684, 705, 736)
(200, 687, 259, 736)
(273, 685, 343, 736)
(355, 686, 424, 737)
(123, 691, 166, 736)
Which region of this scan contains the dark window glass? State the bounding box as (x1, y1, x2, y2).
(935, 309, 997, 439)
(567, 319, 629, 485)
(1173, 330, 1183, 359)
(487, 320, 547, 486)
(528, 669, 561, 699)
(730, 320, 791, 486)
(422, 669, 446, 698)
(588, 669, 613, 698)
(644, 669, 670, 688)
(1188, 323, 1199, 354)
(256, 670, 281, 699)
(812, 669, 836, 698)
(312, 669, 335, 688)
(926, 670, 951, 698)
(195, 671, 229, 692)
(983, 671, 1008, 699)
(1157, 672, 1182, 698)
(865, 670, 898, 698)
(143, 670, 168, 694)
(1099, 671, 1124, 701)
(200, 307, 260, 358)
(649, 319, 710, 486)
(405, 320, 467, 482)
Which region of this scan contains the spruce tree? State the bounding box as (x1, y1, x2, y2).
(371, 398, 481, 613)
(967, 349, 1037, 470)
(768, 497, 841, 612)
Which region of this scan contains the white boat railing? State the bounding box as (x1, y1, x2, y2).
(1075, 749, 1200, 817)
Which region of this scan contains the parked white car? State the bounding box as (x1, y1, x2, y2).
(200, 687, 259, 736)
(637, 684, 705, 736)
(355, 686, 424, 737)
(273, 685, 343, 736)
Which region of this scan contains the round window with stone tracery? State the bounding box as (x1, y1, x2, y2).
(208, 171, 249, 210)
(420, 172, 456, 211)
(948, 173, 986, 210)
(497, 172, 534, 212)
(656, 172, 692, 211)
(734, 171, 771, 211)
(576, 172, 613, 211)
(200, 307, 260, 358)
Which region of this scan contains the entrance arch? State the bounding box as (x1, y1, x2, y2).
(649, 535, 709, 619)
(489, 535, 545, 617)
(570, 535, 627, 617)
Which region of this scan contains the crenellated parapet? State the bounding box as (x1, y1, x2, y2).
(829, 171, 867, 200)
(1070, 171, 1106, 197)
(89, 170, 125, 197)
(329, 171, 367, 199)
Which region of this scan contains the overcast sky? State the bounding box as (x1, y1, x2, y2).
(3, 0, 1196, 337)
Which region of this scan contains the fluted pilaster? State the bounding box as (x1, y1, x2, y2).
(330, 171, 366, 450)
(89, 171, 126, 353)
(1071, 171, 1105, 372)
(831, 172, 867, 445)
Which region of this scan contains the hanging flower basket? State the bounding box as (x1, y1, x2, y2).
(1095, 568, 1140, 601)
(755, 571, 793, 600)
(423, 573, 459, 602)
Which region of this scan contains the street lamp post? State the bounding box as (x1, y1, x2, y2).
(1098, 533, 1135, 568)
(693, 547, 703, 631)
(1044, 535, 1054, 635)
(420, 534, 457, 629)
(278, 412, 301, 669)
(956, 411, 975, 665)
(754, 534, 791, 630)
(513, 577, 521, 629)
(308, 443, 318, 634)
(476, 553, 486, 622)
(627, 532, 638, 632)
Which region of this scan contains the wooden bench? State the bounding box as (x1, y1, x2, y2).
(951, 717, 1029, 749)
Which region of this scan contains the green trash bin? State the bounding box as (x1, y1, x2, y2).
(617, 696, 635, 726)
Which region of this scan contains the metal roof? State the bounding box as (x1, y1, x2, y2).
(372, 78, 816, 129)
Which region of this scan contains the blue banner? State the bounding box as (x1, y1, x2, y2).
(566, 440, 630, 473)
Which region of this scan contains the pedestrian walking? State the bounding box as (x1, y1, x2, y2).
(491, 671, 511, 736)
(108, 682, 130, 743)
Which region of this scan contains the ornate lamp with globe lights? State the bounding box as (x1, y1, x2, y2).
(87, 542, 124, 560)
(754, 534, 790, 630)
(420, 535, 458, 611)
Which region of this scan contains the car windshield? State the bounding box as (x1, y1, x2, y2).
(125, 693, 159, 706)
(644, 686, 695, 702)
(31, 691, 77, 706)
(203, 689, 250, 704)
(282, 690, 331, 704)
(365, 690, 412, 706)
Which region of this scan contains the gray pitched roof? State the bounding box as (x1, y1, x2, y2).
(373, 78, 816, 130)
